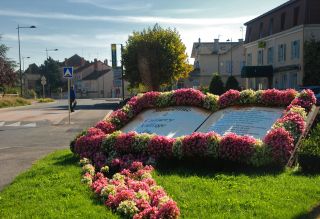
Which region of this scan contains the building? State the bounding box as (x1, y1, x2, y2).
(23, 63, 41, 91)
(242, 0, 320, 90)
(186, 38, 245, 88)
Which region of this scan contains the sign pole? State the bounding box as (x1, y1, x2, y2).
(68, 78, 71, 125)
(42, 84, 45, 98)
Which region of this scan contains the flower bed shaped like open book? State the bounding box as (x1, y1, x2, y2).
(71, 88, 316, 218)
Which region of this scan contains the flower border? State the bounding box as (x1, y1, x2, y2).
(71, 88, 316, 218)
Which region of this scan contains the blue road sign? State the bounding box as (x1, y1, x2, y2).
(63, 67, 73, 78)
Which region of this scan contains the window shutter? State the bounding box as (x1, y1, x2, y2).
(284, 44, 286, 61)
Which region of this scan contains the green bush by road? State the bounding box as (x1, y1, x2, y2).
(0, 97, 31, 108)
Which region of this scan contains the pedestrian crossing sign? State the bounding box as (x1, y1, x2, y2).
(63, 67, 73, 78)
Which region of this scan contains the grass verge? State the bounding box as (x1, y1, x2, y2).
(0, 97, 31, 108)
(37, 98, 55, 103)
(0, 150, 119, 219)
(0, 149, 319, 218)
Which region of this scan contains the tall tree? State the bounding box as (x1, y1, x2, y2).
(209, 73, 225, 95)
(0, 37, 17, 93)
(303, 38, 320, 86)
(123, 24, 192, 91)
(39, 57, 62, 94)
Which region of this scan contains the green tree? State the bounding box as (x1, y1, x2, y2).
(303, 38, 320, 86)
(225, 75, 240, 91)
(39, 57, 62, 95)
(209, 73, 225, 95)
(0, 37, 17, 94)
(123, 24, 192, 91)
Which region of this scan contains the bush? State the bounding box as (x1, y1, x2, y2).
(225, 76, 240, 91)
(209, 73, 224, 95)
(24, 89, 37, 99)
(298, 123, 320, 172)
(0, 97, 31, 108)
(38, 98, 54, 103)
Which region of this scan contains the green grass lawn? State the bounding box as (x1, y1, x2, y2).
(0, 150, 119, 219)
(0, 150, 319, 218)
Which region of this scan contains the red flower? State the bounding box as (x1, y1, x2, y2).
(264, 128, 294, 164)
(219, 133, 256, 162)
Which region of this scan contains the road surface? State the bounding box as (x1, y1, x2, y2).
(0, 99, 119, 190)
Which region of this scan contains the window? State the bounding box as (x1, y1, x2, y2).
(258, 50, 264, 65)
(281, 12, 286, 30)
(289, 73, 298, 89)
(281, 74, 288, 89)
(294, 7, 300, 26)
(226, 61, 232, 74)
(267, 47, 274, 64)
(269, 18, 274, 35)
(259, 22, 264, 38)
(291, 40, 300, 59)
(278, 44, 286, 62)
(247, 53, 252, 66)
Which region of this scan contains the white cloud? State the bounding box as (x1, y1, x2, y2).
(68, 0, 152, 11)
(0, 9, 255, 26)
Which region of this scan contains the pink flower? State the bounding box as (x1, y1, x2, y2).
(277, 112, 306, 134)
(288, 89, 316, 111)
(172, 88, 205, 106)
(218, 89, 241, 108)
(264, 127, 294, 164)
(261, 89, 297, 106)
(133, 207, 158, 219)
(147, 136, 175, 158)
(95, 120, 116, 134)
(114, 132, 137, 154)
(219, 133, 256, 162)
(182, 132, 218, 157)
(155, 200, 180, 219)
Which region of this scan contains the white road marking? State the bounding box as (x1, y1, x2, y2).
(0, 122, 5, 126)
(23, 123, 37, 127)
(5, 122, 21, 127)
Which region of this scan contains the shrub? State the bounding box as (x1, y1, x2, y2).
(298, 123, 320, 172)
(209, 73, 224, 95)
(225, 76, 240, 91)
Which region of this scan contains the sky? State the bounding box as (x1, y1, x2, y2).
(0, 0, 288, 68)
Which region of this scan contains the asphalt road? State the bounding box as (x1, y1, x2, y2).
(0, 98, 119, 190)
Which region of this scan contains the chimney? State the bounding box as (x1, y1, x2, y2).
(198, 38, 201, 43)
(104, 59, 108, 66)
(213, 39, 219, 53)
(239, 39, 244, 43)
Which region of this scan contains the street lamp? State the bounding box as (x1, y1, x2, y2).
(46, 48, 58, 59)
(22, 56, 30, 72)
(17, 25, 36, 96)
(227, 38, 233, 76)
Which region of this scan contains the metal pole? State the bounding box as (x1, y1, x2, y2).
(18, 25, 22, 97)
(42, 84, 45, 98)
(68, 78, 71, 125)
(121, 44, 125, 101)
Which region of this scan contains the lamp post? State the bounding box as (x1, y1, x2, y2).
(17, 25, 36, 96)
(22, 56, 30, 72)
(227, 38, 233, 76)
(46, 48, 58, 59)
